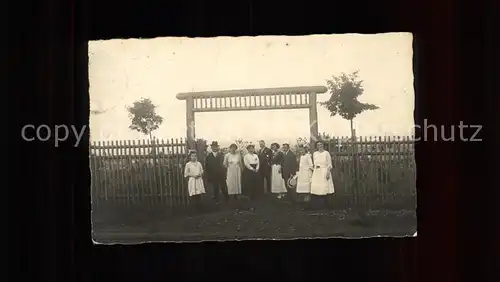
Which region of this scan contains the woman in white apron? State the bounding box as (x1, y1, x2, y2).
(270, 143, 287, 198)
(296, 145, 313, 203)
(310, 141, 335, 209)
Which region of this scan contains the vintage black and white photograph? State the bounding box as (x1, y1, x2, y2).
(89, 34, 416, 243)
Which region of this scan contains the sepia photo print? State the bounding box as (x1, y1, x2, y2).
(89, 33, 416, 243)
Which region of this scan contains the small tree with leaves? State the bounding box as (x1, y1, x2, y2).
(126, 98, 163, 140)
(320, 71, 379, 224)
(320, 70, 379, 140)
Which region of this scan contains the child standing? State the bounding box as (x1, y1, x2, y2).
(184, 150, 206, 212)
(296, 145, 314, 203)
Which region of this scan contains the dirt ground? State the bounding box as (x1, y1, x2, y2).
(92, 197, 416, 243)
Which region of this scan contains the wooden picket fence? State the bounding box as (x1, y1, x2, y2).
(90, 136, 416, 210)
(90, 138, 192, 208)
(327, 136, 416, 209)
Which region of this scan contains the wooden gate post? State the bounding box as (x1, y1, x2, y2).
(309, 92, 319, 150)
(186, 97, 196, 150)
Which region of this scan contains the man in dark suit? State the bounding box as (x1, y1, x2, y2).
(205, 141, 228, 203)
(258, 140, 273, 195)
(281, 143, 298, 202)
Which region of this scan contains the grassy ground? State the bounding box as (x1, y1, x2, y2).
(92, 196, 416, 243)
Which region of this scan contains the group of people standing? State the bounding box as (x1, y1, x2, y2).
(183, 139, 335, 211)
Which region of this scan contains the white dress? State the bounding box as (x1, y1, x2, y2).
(224, 153, 242, 195)
(310, 151, 335, 195)
(184, 161, 206, 196)
(296, 153, 313, 194)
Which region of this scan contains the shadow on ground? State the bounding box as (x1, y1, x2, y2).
(92, 197, 416, 243)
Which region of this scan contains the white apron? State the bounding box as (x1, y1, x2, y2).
(310, 151, 335, 195)
(271, 164, 287, 193)
(296, 153, 313, 194)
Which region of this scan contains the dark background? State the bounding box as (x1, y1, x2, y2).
(9, 0, 496, 281)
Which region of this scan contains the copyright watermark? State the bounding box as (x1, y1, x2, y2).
(21, 119, 483, 148)
(21, 124, 87, 147)
(413, 120, 482, 142)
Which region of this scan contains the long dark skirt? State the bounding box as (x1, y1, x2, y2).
(242, 164, 261, 198)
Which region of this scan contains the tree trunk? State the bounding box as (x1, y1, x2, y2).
(149, 132, 156, 156)
(350, 119, 354, 139)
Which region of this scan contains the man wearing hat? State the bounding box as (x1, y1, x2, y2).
(204, 141, 228, 203)
(281, 142, 298, 203)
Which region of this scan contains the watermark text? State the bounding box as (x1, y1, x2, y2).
(21, 124, 87, 147)
(413, 120, 482, 142)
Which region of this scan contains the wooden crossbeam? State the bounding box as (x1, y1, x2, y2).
(177, 86, 327, 150)
(176, 86, 327, 100)
(193, 103, 311, 112)
(192, 93, 312, 112)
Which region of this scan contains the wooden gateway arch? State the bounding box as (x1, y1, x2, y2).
(176, 86, 328, 150)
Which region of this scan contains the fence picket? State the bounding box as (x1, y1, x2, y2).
(130, 140, 138, 204)
(158, 139, 166, 205)
(138, 139, 146, 205)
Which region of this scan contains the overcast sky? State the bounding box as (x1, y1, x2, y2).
(89, 33, 414, 147)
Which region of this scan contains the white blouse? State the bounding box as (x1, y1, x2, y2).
(243, 153, 260, 170)
(184, 161, 203, 178)
(224, 153, 241, 167)
(313, 151, 332, 169)
(299, 153, 314, 171)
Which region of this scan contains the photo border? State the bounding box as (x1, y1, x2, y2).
(11, 0, 494, 282)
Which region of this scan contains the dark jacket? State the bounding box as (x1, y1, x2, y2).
(270, 150, 284, 166)
(258, 147, 273, 169)
(281, 150, 298, 179)
(204, 152, 226, 182)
